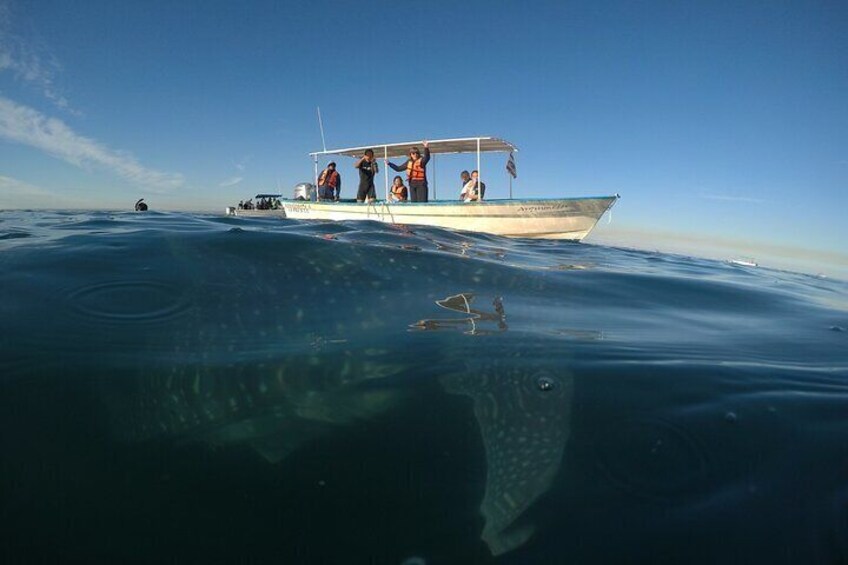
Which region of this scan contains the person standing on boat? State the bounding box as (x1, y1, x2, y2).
(387, 141, 430, 202)
(354, 149, 379, 203)
(317, 162, 341, 201)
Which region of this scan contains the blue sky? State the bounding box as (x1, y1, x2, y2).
(1, 0, 846, 275)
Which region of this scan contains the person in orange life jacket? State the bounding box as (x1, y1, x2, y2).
(460, 170, 486, 202)
(387, 141, 430, 202)
(317, 162, 341, 201)
(389, 175, 408, 202)
(354, 149, 379, 203)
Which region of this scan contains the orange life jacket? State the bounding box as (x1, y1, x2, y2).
(391, 184, 407, 201)
(319, 169, 339, 188)
(406, 158, 426, 182)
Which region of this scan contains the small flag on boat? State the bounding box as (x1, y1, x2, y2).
(506, 152, 517, 178)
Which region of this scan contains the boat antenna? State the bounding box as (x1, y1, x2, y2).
(317, 106, 327, 152)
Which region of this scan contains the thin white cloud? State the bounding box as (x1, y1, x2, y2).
(219, 176, 243, 188)
(0, 174, 50, 196)
(0, 1, 73, 111)
(232, 156, 251, 172)
(0, 174, 75, 208)
(220, 156, 250, 187)
(0, 95, 184, 190)
(699, 193, 764, 204)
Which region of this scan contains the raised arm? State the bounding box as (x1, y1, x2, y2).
(387, 159, 407, 172)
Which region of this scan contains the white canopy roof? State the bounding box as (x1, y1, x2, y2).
(310, 136, 517, 159)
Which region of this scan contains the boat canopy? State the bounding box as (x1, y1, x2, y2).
(310, 136, 517, 159)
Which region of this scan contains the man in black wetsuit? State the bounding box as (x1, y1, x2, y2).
(354, 149, 379, 203)
(387, 141, 430, 202)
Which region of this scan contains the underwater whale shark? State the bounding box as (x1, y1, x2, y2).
(98, 287, 574, 557)
(1, 220, 576, 556)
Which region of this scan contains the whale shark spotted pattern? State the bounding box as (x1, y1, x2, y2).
(443, 360, 574, 555)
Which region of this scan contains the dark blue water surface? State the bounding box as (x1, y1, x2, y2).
(1, 210, 846, 564)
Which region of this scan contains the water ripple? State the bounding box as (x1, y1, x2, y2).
(0, 230, 32, 240)
(593, 417, 710, 499)
(67, 280, 192, 324)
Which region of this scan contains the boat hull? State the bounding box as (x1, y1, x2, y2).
(231, 197, 618, 240)
(225, 207, 287, 218)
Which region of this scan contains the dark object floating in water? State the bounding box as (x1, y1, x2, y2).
(134, 198, 148, 211)
(829, 326, 845, 332)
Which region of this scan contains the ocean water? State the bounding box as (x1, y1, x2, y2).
(1, 210, 846, 564)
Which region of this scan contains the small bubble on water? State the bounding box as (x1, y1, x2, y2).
(537, 376, 556, 392)
(724, 411, 738, 423)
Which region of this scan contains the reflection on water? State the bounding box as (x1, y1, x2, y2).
(410, 293, 508, 335)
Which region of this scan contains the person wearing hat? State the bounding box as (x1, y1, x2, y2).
(317, 162, 341, 201)
(387, 140, 430, 202)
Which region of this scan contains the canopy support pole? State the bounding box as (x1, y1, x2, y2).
(313, 155, 319, 202)
(476, 138, 482, 202)
(384, 146, 389, 202)
(432, 154, 437, 200)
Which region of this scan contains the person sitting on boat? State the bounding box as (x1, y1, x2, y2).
(459, 170, 471, 191)
(354, 149, 379, 203)
(387, 141, 430, 202)
(317, 162, 341, 201)
(389, 175, 408, 202)
(460, 170, 486, 202)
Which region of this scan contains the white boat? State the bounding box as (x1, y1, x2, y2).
(728, 258, 758, 267)
(228, 137, 619, 241)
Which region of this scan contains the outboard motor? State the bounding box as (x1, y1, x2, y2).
(293, 182, 315, 201)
